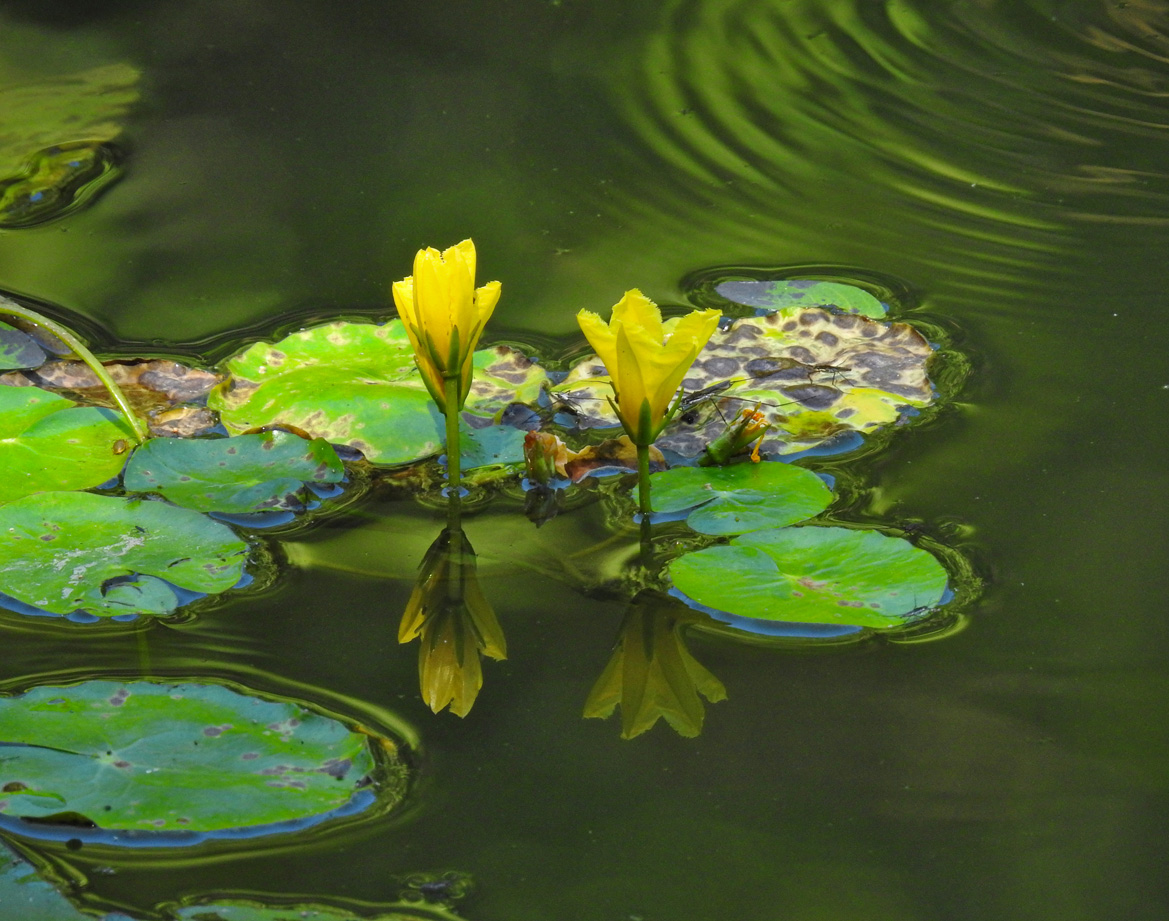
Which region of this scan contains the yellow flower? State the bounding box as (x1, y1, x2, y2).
(399, 527, 506, 718)
(392, 239, 502, 414)
(576, 290, 720, 446)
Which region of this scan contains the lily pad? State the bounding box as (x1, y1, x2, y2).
(169, 899, 461, 921)
(0, 387, 133, 505)
(714, 279, 886, 317)
(668, 526, 948, 627)
(210, 320, 547, 465)
(552, 306, 935, 458)
(0, 680, 400, 840)
(643, 462, 832, 534)
(0, 321, 46, 370)
(0, 492, 248, 619)
(0, 839, 132, 921)
(124, 431, 344, 514)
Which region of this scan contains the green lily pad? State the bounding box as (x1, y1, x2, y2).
(0, 321, 46, 370)
(714, 279, 887, 317)
(0, 387, 133, 506)
(0, 492, 248, 619)
(123, 431, 344, 514)
(668, 526, 948, 627)
(643, 462, 831, 534)
(210, 320, 547, 465)
(0, 680, 399, 839)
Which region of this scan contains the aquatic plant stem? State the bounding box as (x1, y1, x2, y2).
(637, 443, 653, 551)
(0, 301, 148, 444)
(444, 375, 462, 495)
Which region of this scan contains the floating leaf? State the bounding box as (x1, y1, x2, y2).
(124, 431, 344, 514)
(714, 279, 886, 317)
(0, 142, 120, 229)
(0, 387, 132, 505)
(210, 320, 546, 465)
(169, 898, 460, 921)
(0, 492, 248, 618)
(644, 462, 831, 534)
(0, 321, 46, 370)
(553, 306, 934, 458)
(668, 526, 948, 627)
(0, 680, 400, 839)
(0, 839, 132, 921)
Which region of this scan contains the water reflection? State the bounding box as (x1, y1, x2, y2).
(584, 591, 727, 739)
(398, 521, 507, 719)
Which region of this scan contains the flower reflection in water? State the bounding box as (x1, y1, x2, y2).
(399, 525, 506, 718)
(585, 591, 726, 739)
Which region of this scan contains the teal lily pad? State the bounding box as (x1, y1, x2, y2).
(0, 492, 248, 618)
(0, 839, 132, 921)
(714, 279, 886, 317)
(123, 431, 344, 514)
(0, 680, 399, 839)
(0, 387, 133, 506)
(668, 526, 948, 627)
(0, 321, 46, 370)
(209, 320, 547, 465)
(642, 462, 832, 534)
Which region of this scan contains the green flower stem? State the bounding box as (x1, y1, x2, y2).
(443, 375, 462, 494)
(637, 442, 653, 552)
(0, 301, 148, 444)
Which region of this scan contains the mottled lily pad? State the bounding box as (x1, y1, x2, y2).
(0, 387, 133, 506)
(0, 492, 248, 619)
(0, 320, 46, 370)
(552, 306, 934, 457)
(668, 526, 948, 627)
(714, 279, 886, 317)
(124, 431, 344, 514)
(643, 461, 831, 534)
(210, 320, 547, 465)
(0, 680, 399, 840)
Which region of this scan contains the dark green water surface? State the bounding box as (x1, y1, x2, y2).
(2, 0, 1168, 918)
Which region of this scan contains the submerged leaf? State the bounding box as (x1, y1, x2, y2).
(715, 279, 886, 317)
(643, 461, 832, 534)
(0, 387, 132, 506)
(124, 431, 344, 514)
(668, 526, 948, 627)
(0, 492, 248, 618)
(0, 680, 397, 838)
(0, 321, 46, 371)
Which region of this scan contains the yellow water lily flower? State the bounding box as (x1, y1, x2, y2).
(392, 239, 502, 414)
(576, 290, 720, 446)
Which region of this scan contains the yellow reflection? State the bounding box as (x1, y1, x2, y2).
(585, 592, 726, 739)
(399, 526, 506, 718)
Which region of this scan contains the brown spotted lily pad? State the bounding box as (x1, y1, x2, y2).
(551, 307, 935, 457)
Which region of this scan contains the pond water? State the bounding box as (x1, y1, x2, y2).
(1, 0, 1168, 919)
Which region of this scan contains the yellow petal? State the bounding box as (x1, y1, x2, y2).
(576, 309, 620, 383)
(611, 289, 664, 344)
(614, 323, 653, 440)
